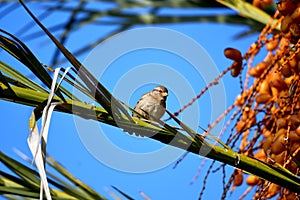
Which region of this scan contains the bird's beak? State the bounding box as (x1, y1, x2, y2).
(162, 92, 168, 97)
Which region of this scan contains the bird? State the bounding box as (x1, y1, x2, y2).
(132, 85, 168, 121)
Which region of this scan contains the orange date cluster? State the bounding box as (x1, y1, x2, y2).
(224, 1, 300, 199)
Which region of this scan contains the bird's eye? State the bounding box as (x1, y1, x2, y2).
(159, 90, 163, 93)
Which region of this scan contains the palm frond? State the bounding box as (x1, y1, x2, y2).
(0, 0, 275, 65)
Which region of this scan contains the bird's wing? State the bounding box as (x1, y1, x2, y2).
(132, 92, 151, 117)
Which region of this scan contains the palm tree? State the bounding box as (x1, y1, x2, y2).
(1, 0, 300, 199)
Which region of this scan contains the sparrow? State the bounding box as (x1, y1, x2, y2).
(132, 86, 168, 121)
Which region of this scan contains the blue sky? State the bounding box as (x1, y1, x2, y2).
(0, 2, 262, 199)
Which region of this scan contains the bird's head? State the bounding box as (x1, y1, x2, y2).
(152, 85, 168, 100)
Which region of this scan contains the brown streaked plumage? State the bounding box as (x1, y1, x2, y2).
(132, 86, 168, 120)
